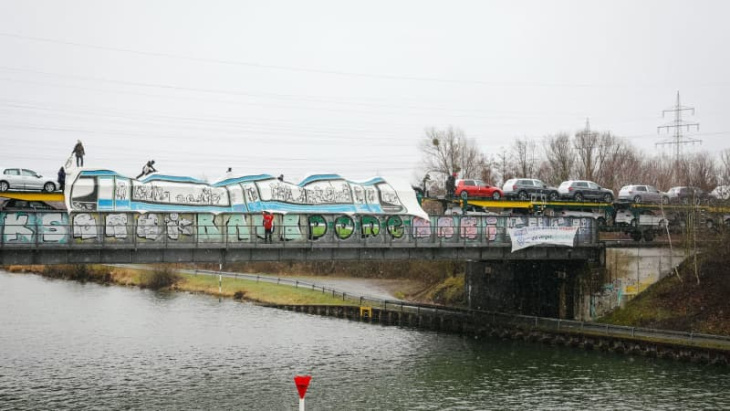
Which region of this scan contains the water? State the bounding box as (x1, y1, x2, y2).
(1, 271, 728, 410)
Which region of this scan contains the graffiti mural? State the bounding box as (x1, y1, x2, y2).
(0, 212, 595, 249)
(65, 170, 428, 220)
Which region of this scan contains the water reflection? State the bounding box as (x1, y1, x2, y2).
(1, 271, 728, 410)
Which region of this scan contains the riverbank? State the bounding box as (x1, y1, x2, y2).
(3, 264, 357, 306)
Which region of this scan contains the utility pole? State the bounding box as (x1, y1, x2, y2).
(657, 91, 701, 164)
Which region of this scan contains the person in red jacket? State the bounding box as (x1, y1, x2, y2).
(262, 211, 274, 243)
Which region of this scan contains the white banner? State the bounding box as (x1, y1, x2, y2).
(507, 226, 578, 252)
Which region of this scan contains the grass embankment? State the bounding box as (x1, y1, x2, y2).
(3, 264, 355, 306)
(599, 233, 730, 336)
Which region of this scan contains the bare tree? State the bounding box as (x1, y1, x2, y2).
(512, 138, 538, 178)
(543, 133, 574, 183)
(718, 149, 730, 186)
(594, 134, 642, 193)
(574, 123, 600, 181)
(495, 147, 513, 186)
(419, 127, 485, 186)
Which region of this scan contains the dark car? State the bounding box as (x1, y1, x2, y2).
(0, 198, 65, 211)
(557, 180, 614, 202)
(666, 186, 708, 205)
(502, 178, 559, 201)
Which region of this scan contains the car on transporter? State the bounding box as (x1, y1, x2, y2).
(501, 178, 560, 201)
(557, 180, 614, 203)
(617, 184, 669, 204)
(454, 179, 503, 200)
(0, 168, 58, 192)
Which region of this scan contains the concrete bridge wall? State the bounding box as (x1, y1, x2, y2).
(579, 247, 689, 320)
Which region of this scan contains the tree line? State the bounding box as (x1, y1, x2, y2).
(420, 125, 730, 195)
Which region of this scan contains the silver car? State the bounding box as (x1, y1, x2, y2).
(0, 168, 57, 192)
(618, 184, 668, 204)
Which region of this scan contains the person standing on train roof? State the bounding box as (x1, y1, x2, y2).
(72, 140, 85, 167)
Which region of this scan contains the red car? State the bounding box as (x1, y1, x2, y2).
(455, 179, 503, 200)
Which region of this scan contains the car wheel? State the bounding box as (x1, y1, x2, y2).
(630, 218, 638, 228)
(43, 182, 56, 192)
(633, 195, 642, 203)
(460, 191, 468, 200)
(492, 192, 501, 200)
(658, 220, 667, 230)
(517, 191, 528, 201)
(596, 217, 606, 228)
(643, 230, 655, 242)
(0, 181, 8, 192)
(603, 194, 613, 203)
(574, 193, 584, 202)
(548, 191, 559, 201)
(681, 197, 689, 205)
(662, 196, 669, 205)
(631, 230, 642, 242)
(706, 219, 714, 230)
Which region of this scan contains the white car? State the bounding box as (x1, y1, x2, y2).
(555, 207, 608, 226)
(0, 168, 57, 192)
(615, 209, 668, 229)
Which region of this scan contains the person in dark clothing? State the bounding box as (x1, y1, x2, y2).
(446, 173, 456, 199)
(72, 140, 85, 167)
(277, 174, 284, 182)
(262, 211, 274, 243)
(57, 167, 66, 191)
(136, 160, 157, 179)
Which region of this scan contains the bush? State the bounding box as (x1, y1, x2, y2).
(141, 266, 181, 290)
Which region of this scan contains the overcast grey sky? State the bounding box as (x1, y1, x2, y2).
(1, 0, 728, 184)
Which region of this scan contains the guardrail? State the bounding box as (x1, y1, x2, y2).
(194, 269, 730, 350)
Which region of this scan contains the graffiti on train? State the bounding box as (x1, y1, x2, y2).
(1, 212, 593, 246)
(65, 170, 428, 219)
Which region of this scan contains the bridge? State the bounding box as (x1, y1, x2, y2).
(0, 208, 603, 265)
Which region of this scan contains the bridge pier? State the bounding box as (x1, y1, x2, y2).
(466, 260, 594, 320)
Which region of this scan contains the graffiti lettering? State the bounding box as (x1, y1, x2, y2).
(3, 213, 34, 243)
(74, 213, 98, 240)
(412, 217, 431, 239)
(360, 215, 380, 238)
(166, 213, 193, 240)
(308, 215, 327, 240)
(334, 215, 354, 240)
(386, 216, 404, 239)
(106, 214, 128, 238)
(137, 214, 160, 240)
(41, 213, 67, 243)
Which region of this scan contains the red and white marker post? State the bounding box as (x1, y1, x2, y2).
(294, 375, 312, 411)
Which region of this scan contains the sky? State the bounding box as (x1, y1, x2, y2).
(1, 0, 728, 186)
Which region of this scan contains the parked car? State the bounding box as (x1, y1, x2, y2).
(0, 168, 57, 192)
(502, 178, 559, 201)
(557, 180, 614, 202)
(454, 179, 503, 200)
(0, 198, 65, 211)
(615, 209, 668, 229)
(618, 184, 669, 204)
(666, 186, 708, 205)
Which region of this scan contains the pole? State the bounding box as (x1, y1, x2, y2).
(299, 398, 305, 411)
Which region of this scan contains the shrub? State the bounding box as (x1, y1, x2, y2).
(141, 266, 181, 290)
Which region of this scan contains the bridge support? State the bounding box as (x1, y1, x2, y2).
(466, 260, 595, 319)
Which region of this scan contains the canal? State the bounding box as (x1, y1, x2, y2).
(1, 271, 728, 410)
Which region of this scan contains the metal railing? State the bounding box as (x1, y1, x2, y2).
(188, 268, 730, 350)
